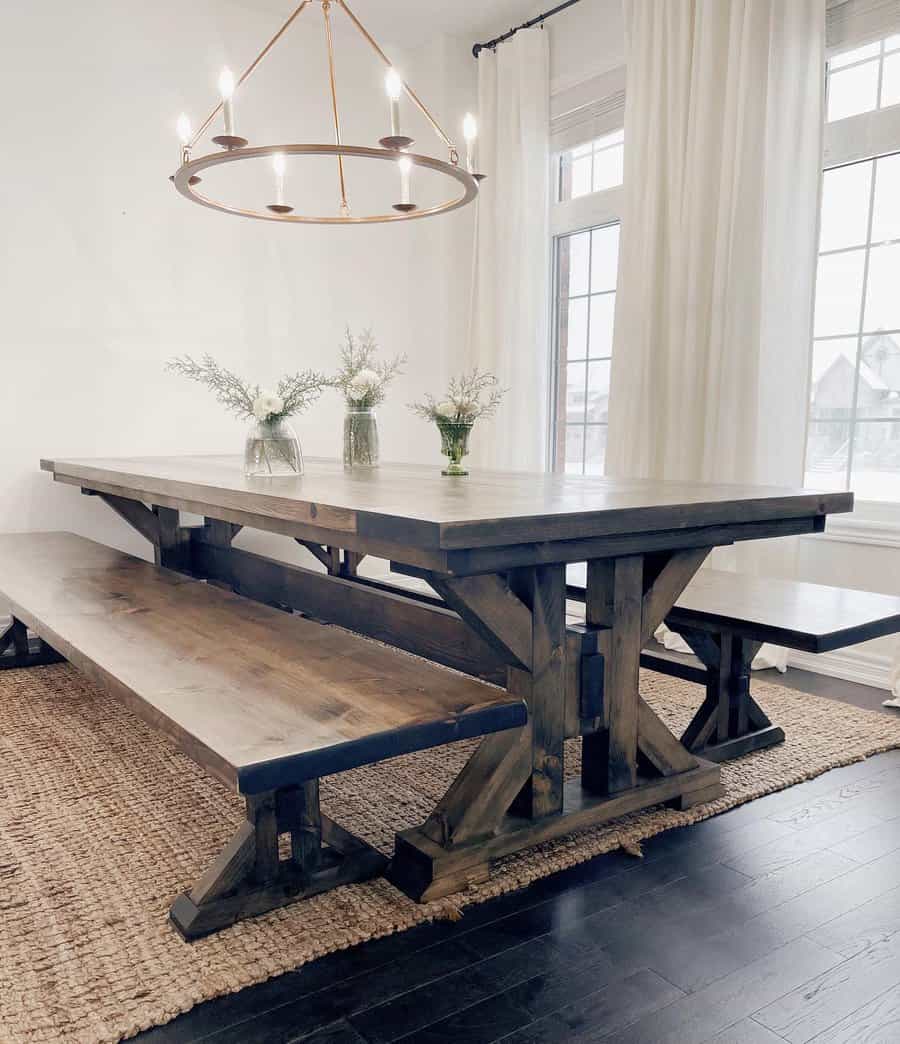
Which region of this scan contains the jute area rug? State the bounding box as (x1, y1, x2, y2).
(3, 664, 900, 1043)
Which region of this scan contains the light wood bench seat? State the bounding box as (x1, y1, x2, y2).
(0, 532, 526, 938)
(570, 569, 900, 762)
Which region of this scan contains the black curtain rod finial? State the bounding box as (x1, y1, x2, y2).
(472, 0, 580, 58)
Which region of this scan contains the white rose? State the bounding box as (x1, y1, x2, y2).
(253, 392, 284, 421)
(435, 401, 457, 419)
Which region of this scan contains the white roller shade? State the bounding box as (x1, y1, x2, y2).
(827, 0, 900, 52)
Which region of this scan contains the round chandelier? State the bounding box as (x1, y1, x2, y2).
(171, 0, 485, 225)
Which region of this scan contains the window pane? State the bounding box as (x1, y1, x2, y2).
(589, 293, 616, 358)
(570, 155, 592, 199)
(565, 426, 585, 474)
(861, 332, 900, 400)
(828, 60, 880, 121)
(819, 161, 872, 251)
(881, 51, 900, 107)
(885, 34, 900, 52)
(814, 250, 866, 336)
(810, 338, 858, 416)
(595, 128, 624, 148)
(805, 421, 850, 490)
(830, 42, 881, 70)
(585, 425, 607, 475)
(586, 361, 611, 422)
(864, 242, 900, 330)
(566, 362, 586, 424)
(567, 297, 589, 358)
(871, 153, 900, 242)
(590, 224, 619, 293)
(565, 231, 591, 297)
(592, 144, 624, 192)
(851, 421, 900, 501)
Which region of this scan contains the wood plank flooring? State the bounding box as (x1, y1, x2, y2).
(135, 670, 900, 1044)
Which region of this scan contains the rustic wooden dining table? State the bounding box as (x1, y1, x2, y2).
(40, 454, 853, 901)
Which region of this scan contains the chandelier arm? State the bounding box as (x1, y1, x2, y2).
(322, 1, 349, 213)
(336, 0, 457, 154)
(187, 0, 313, 149)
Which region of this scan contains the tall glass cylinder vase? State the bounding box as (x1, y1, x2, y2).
(343, 407, 379, 468)
(244, 419, 303, 477)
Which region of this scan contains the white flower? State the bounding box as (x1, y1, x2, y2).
(348, 369, 380, 394)
(253, 391, 284, 421)
(434, 401, 457, 419)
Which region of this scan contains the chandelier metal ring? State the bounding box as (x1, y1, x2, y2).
(173, 144, 479, 224)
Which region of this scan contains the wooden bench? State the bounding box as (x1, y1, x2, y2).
(0, 532, 527, 939)
(570, 569, 900, 762)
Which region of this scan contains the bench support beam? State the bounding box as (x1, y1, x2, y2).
(169, 781, 387, 940)
(676, 629, 785, 762)
(0, 617, 64, 670)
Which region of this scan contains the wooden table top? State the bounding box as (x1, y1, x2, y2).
(42, 455, 853, 552)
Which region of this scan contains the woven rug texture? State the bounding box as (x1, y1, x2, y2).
(2, 662, 900, 1043)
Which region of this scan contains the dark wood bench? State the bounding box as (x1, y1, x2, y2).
(570, 569, 900, 762)
(0, 532, 526, 939)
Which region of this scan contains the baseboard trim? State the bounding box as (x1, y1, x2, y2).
(788, 646, 895, 692)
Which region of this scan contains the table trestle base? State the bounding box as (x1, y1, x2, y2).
(388, 759, 723, 902)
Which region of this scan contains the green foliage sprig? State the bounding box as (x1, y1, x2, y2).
(333, 327, 406, 408)
(409, 369, 506, 424)
(167, 354, 329, 423)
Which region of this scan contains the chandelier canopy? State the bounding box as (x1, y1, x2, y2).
(171, 0, 484, 225)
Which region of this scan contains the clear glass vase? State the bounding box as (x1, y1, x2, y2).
(244, 418, 303, 477)
(436, 419, 474, 476)
(343, 407, 379, 468)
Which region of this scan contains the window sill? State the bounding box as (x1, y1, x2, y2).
(801, 506, 900, 549)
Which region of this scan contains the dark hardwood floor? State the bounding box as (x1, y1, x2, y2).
(137, 669, 900, 1044)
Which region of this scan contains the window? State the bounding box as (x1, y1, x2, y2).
(807, 35, 900, 504)
(558, 130, 624, 202)
(551, 127, 624, 474)
(827, 34, 900, 121)
(553, 222, 620, 474)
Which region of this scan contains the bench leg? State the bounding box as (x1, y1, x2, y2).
(0, 618, 65, 670)
(678, 630, 785, 762)
(169, 781, 387, 941)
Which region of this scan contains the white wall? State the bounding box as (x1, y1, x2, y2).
(0, 0, 476, 561)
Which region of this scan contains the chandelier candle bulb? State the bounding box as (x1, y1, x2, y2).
(398, 156, 412, 205)
(385, 69, 402, 137)
(219, 68, 236, 136)
(463, 113, 478, 173)
(176, 113, 192, 145)
(273, 153, 286, 206)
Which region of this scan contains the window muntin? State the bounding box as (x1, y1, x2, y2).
(558, 130, 624, 202)
(553, 222, 619, 474)
(806, 150, 900, 501)
(827, 34, 900, 122)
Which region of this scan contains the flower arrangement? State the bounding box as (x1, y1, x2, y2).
(409, 369, 506, 476)
(168, 354, 329, 475)
(333, 327, 406, 467)
(333, 327, 406, 408)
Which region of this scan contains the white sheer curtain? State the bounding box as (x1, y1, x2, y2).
(606, 0, 826, 667)
(468, 28, 550, 471)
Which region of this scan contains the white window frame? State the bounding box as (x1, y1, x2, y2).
(808, 28, 900, 534)
(548, 81, 625, 472)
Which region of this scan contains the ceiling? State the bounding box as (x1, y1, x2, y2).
(242, 0, 545, 50)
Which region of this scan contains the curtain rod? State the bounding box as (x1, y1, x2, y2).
(472, 0, 582, 58)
